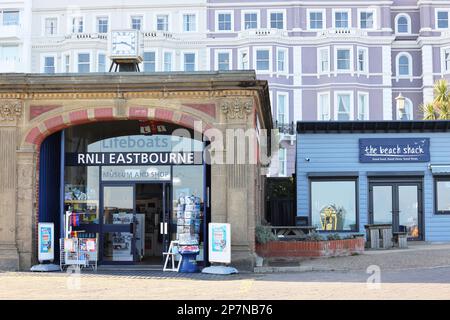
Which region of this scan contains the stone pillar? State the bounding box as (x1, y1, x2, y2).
(0, 100, 22, 270)
(16, 150, 36, 269)
(217, 97, 256, 269)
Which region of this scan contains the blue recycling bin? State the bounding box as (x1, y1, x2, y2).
(179, 251, 199, 273)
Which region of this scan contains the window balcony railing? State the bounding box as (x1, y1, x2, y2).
(0, 24, 22, 39)
(142, 31, 174, 39)
(275, 121, 295, 136)
(64, 32, 108, 40)
(319, 28, 368, 37)
(238, 28, 288, 39)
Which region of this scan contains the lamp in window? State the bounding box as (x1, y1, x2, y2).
(395, 92, 407, 120)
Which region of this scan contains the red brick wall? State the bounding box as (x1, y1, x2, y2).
(256, 238, 365, 257)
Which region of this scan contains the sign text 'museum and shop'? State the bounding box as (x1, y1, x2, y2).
(359, 138, 430, 162)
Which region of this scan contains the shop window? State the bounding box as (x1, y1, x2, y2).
(311, 179, 357, 231)
(435, 177, 450, 214)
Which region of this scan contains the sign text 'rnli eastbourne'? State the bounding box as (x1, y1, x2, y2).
(65, 152, 203, 166)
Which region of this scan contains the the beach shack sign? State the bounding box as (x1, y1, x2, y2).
(359, 138, 430, 163)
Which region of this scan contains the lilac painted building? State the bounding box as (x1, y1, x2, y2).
(206, 0, 450, 176)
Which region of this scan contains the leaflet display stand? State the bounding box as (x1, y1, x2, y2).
(60, 211, 98, 271)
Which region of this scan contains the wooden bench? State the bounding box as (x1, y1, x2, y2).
(393, 232, 408, 249)
(270, 226, 317, 240)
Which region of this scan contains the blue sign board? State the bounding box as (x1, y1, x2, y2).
(359, 138, 430, 163)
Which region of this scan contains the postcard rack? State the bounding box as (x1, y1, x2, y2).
(60, 237, 98, 271)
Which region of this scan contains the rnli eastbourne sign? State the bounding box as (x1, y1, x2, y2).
(65, 152, 203, 166)
(359, 138, 430, 163)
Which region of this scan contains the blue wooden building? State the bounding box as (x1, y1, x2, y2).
(296, 121, 450, 242)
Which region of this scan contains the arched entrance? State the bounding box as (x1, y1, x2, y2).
(0, 72, 272, 270)
(38, 119, 210, 266)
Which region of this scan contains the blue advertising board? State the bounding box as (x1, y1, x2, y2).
(359, 138, 430, 163)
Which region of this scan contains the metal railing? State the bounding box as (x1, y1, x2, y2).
(274, 121, 295, 135)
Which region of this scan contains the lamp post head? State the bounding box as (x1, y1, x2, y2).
(395, 93, 407, 120)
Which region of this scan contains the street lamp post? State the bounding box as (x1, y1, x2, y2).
(395, 93, 407, 120)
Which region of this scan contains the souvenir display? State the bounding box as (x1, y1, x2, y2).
(175, 195, 202, 251)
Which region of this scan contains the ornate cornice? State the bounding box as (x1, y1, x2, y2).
(221, 99, 253, 120)
(0, 100, 23, 121)
(0, 90, 258, 101)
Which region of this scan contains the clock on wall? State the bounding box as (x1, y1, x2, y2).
(109, 30, 143, 72)
(110, 30, 142, 61)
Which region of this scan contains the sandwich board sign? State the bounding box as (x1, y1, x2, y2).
(208, 223, 231, 264)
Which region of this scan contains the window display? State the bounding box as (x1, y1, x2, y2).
(311, 179, 357, 231)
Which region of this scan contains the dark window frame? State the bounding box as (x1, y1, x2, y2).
(308, 176, 359, 233)
(434, 176, 450, 215)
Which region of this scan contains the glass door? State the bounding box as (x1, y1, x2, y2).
(162, 183, 171, 254)
(371, 185, 393, 225)
(101, 185, 136, 263)
(398, 184, 421, 239)
(369, 180, 422, 240)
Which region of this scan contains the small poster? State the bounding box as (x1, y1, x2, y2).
(208, 223, 231, 264)
(38, 223, 54, 262)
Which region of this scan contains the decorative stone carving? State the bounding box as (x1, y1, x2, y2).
(221, 99, 253, 120)
(0, 100, 23, 121)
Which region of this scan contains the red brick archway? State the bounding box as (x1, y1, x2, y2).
(24, 106, 215, 148)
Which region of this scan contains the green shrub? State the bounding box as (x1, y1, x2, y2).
(255, 225, 277, 244)
(304, 231, 324, 241)
(326, 233, 341, 240)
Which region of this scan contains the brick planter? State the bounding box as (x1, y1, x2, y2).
(256, 238, 365, 258)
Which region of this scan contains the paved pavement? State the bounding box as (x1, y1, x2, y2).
(1, 244, 450, 300)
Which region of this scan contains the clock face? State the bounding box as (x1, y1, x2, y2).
(111, 30, 138, 57)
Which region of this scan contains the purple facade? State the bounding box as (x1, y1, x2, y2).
(207, 0, 450, 176)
